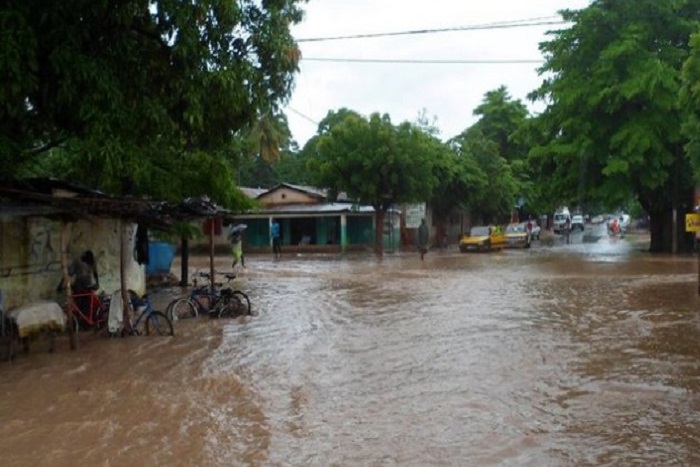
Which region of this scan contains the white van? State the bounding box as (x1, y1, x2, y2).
(552, 207, 572, 234)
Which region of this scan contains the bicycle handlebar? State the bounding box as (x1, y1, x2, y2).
(191, 271, 237, 284)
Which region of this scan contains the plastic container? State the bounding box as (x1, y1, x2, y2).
(146, 242, 176, 276)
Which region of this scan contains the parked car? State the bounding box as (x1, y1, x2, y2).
(459, 225, 506, 252)
(590, 214, 605, 224)
(571, 214, 585, 231)
(504, 223, 531, 249)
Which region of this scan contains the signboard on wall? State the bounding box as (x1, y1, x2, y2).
(405, 204, 426, 229)
(686, 213, 700, 232)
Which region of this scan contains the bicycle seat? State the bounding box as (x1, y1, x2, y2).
(223, 273, 236, 281)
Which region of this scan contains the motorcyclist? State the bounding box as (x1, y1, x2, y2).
(610, 218, 619, 235)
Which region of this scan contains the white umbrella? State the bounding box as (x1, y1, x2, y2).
(229, 224, 248, 234)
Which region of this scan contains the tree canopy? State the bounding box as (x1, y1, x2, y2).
(1, 0, 306, 206)
(472, 86, 529, 162)
(308, 111, 438, 255)
(531, 0, 700, 251)
(449, 127, 517, 223)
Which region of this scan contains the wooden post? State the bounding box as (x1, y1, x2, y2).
(60, 221, 77, 350)
(209, 217, 215, 294)
(672, 207, 678, 254)
(120, 220, 132, 333)
(180, 234, 189, 287)
(697, 233, 700, 296)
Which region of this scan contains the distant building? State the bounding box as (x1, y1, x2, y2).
(192, 183, 401, 253)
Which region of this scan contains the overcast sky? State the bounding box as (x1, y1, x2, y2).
(285, 0, 591, 147)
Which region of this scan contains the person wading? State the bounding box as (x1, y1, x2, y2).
(418, 218, 429, 261)
(230, 230, 245, 270)
(270, 218, 281, 258)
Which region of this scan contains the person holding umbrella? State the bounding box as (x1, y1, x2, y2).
(228, 224, 247, 269)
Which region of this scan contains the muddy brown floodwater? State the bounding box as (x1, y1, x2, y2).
(2, 227, 700, 466)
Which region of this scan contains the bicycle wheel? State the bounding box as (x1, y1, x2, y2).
(94, 303, 110, 330)
(217, 298, 236, 318)
(64, 306, 82, 334)
(210, 300, 226, 319)
(145, 311, 174, 336)
(215, 292, 250, 318)
(231, 291, 251, 316)
(167, 298, 197, 321)
(194, 294, 214, 314)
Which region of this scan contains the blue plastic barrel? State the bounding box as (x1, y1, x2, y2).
(146, 242, 176, 275)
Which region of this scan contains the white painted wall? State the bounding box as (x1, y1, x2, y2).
(0, 216, 145, 311)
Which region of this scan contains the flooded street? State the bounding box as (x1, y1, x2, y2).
(2, 226, 700, 466)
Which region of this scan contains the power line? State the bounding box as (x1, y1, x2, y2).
(296, 17, 566, 43)
(286, 106, 319, 126)
(301, 57, 544, 65)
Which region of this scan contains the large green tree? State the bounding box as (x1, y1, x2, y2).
(413, 108, 487, 243)
(428, 143, 486, 242)
(236, 110, 297, 187)
(0, 0, 306, 205)
(531, 0, 699, 252)
(465, 87, 535, 220)
(682, 33, 700, 186)
(308, 112, 437, 255)
(450, 128, 518, 224)
(472, 86, 530, 162)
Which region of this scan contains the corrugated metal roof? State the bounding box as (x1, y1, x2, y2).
(234, 203, 401, 218)
(0, 178, 229, 224)
(239, 187, 268, 199)
(257, 202, 373, 214)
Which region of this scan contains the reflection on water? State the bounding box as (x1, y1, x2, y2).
(2, 232, 700, 465)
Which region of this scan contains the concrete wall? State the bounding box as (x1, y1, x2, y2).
(0, 216, 145, 310)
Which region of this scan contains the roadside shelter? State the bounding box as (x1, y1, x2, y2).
(0, 178, 227, 348)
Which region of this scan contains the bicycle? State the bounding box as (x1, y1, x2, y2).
(210, 283, 251, 319)
(166, 272, 250, 321)
(165, 272, 218, 321)
(125, 292, 174, 336)
(207, 272, 251, 319)
(63, 286, 110, 333)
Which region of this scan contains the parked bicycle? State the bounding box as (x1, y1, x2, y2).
(165, 272, 217, 321)
(166, 271, 250, 321)
(63, 285, 110, 333)
(210, 283, 251, 318)
(125, 291, 174, 336)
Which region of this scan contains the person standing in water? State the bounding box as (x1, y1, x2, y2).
(230, 230, 245, 269)
(417, 218, 429, 261)
(270, 218, 281, 258)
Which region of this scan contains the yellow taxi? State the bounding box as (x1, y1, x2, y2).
(459, 225, 506, 252)
(504, 222, 531, 249)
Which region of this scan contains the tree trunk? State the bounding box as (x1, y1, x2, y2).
(180, 234, 189, 287)
(374, 210, 385, 256)
(436, 217, 447, 249)
(649, 209, 695, 253)
(649, 210, 673, 253)
(209, 220, 215, 294)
